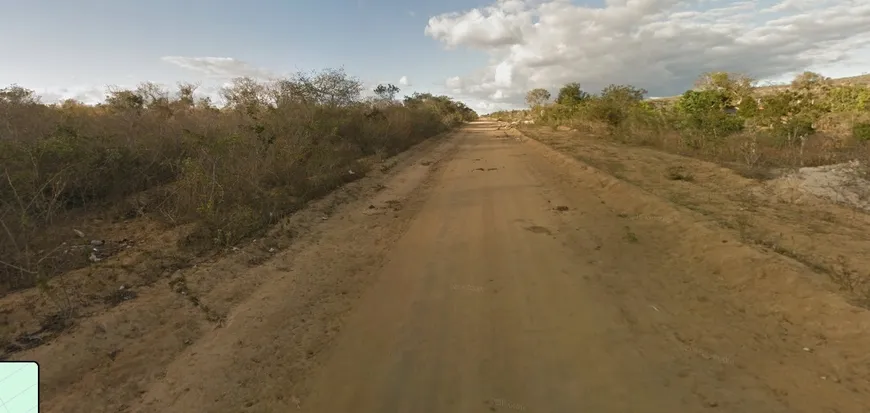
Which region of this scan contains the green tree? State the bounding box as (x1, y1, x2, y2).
(674, 89, 744, 145)
(694, 71, 754, 107)
(556, 82, 589, 106)
(585, 84, 648, 130)
(676, 89, 728, 114)
(791, 71, 830, 90)
(757, 89, 818, 144)
(402, 93, 478, 123)
(525, 88, 551, 108)
(824, 85, 870, 112)
(600, 84, 647, 103)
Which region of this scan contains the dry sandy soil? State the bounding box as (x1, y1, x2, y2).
(4, 120, 870, 412)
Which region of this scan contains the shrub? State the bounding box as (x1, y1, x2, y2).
(854, 122, 870, 142)
(507, 69, 870, 170)
(0, 71, 477, 293)
(673, 89, 744, 145)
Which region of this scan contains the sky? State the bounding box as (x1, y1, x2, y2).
(1, 0, 869, 114)
(0, 362, 39, 413)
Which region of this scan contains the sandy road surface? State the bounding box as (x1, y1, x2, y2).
(28, 121, 870, 412)
(297, 122, 870, 413)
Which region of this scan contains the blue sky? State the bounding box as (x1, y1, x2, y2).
(1, 0, 490, 101)
(2, 0, 869, 113)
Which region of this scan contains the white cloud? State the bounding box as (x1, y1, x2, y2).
(425, 6, 528, 49)
(425, 0, 870, 111)
(399, 75, 410, 86)
(34, 82, 226, 106)
(36, 85, 108, 105)
(161, 56, 276, 80)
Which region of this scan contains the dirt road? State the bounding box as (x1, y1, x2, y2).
(26, 121, 870, 412)
(296, 122, 870, 413)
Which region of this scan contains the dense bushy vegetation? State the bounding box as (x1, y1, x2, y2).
(0, 69, 477, 292)
(494, 71, 870, 171)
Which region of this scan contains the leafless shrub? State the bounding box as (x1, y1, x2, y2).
(0, 73, 478, 294)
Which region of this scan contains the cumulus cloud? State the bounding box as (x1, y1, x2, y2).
(425, 5, 528, 49)
(399, 75, 410, 86)
(161, 56, 276, 80)
(425, 0, 870, 110)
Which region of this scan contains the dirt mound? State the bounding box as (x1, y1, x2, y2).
(762, 161, 870, 211)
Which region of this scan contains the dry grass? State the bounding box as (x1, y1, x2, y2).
(665, 165, 695, 181)
(518, 122, 870, 306)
